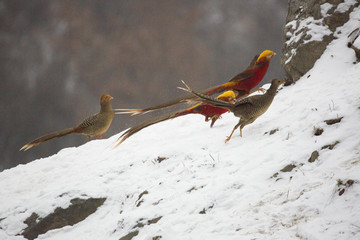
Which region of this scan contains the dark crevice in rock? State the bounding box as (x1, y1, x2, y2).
(22, 197, 106, 240)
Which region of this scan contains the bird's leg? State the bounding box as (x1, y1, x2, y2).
(209, 115, 220, 128)
(96, 135, 103, 139)
(87, 135, 91, 141)
(225, 122, 241, 143)
(249, 87, 266, 94)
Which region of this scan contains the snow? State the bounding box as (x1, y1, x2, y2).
(321, 3, 333, 17)
(336, 0, 358, 13)
(284, 17, 332, 64)
(1, 5, 360, 240)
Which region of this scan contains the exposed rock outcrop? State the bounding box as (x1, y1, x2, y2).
(22, 197, 106, 240)
(281, 0, 359, 83)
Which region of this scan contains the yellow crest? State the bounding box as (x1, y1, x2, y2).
(256, 50, 276, 63)
(217, 90, 236, 99)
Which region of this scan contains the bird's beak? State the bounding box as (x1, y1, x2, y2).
(267, 52, 276, 60)
(109, 96, 114, 100)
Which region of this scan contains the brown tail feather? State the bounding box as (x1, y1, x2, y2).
(179, 81, 235, 112)
(20, 127, 76, 151)
(115, 112, 179, 147)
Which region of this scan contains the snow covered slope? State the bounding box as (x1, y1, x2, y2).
(1, 7, 360, 240)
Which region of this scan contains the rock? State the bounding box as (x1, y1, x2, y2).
(280, 164, 297, 172)
(119, 216, 162, 240)
(313, 127, 324, 136)
(22, 197, 106, 240)
(156, 156, 168, 163)
(337, 179, 355, 196)
(308, 150, 319, 163)
(119, 230, 139, 240)
(321, 141, 340, 150)
(281, 0, 359, 82)
(324, 117, 343, 125)
(136, 190, 149, 207)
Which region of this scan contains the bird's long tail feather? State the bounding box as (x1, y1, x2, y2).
(114, 85, 224, 115)
(115, 112, 179, 147)
(20, 127, 76, 151)
(178, 80, 234, 111)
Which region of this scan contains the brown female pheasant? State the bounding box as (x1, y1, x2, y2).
(20, 94, 114, 151)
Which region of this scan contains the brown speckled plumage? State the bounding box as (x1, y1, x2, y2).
(181, 78, 284, 142)
(20, 94, 114, 151)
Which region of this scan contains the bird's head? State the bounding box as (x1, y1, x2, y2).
(217, 90, 237, 103)
(271, 78, 285, 88)
(100, 94, 114, 104)
(256, 50, 276, 63)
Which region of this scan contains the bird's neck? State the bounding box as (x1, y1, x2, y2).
(265, 84, 279, 97)
(100, 102, 113, 113)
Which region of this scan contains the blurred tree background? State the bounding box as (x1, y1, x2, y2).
(0, 0, 287, 171)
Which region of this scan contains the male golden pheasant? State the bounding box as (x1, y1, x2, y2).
(116, 50, 276, 115)
(20, 94, 114, 151)
(180, 78, 284, 142)
(115, 91, 236, 146)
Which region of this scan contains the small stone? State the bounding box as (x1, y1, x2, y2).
(119, 230, 139, 240)
(339, 188, 345, 196)
(156, 156, 168, 163)
(280, 164, 296, 172)
(313, 127, 324, 136)
(308, 151, 319, 163)
(324, 117, 343, 125)
(321, 141, 340, 150)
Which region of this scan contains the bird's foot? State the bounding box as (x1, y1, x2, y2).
(250, 87, 266, 94)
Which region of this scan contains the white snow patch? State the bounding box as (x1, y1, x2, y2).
(321, 3, 333, 17)
(335, 0, 358, 13)
(284, 17, 332, 64)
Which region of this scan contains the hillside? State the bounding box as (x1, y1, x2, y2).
(1, 5, 360, 240)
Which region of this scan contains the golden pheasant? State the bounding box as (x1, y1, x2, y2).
(115, 91, 236, 146)
(20, 94, 114, 151)
(116, 50, 275, 115)
(180, 78, 284, 142)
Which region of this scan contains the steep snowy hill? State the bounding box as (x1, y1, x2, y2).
(1, 6, 360, 240)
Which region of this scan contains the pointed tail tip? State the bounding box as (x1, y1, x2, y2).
(19, 144, 31, 151)
(113, 139, 124, 149)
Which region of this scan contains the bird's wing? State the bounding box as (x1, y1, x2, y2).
(228, 70, 255, 83)
(79, 114, 99, 128)
(234, 96, 254, 107)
